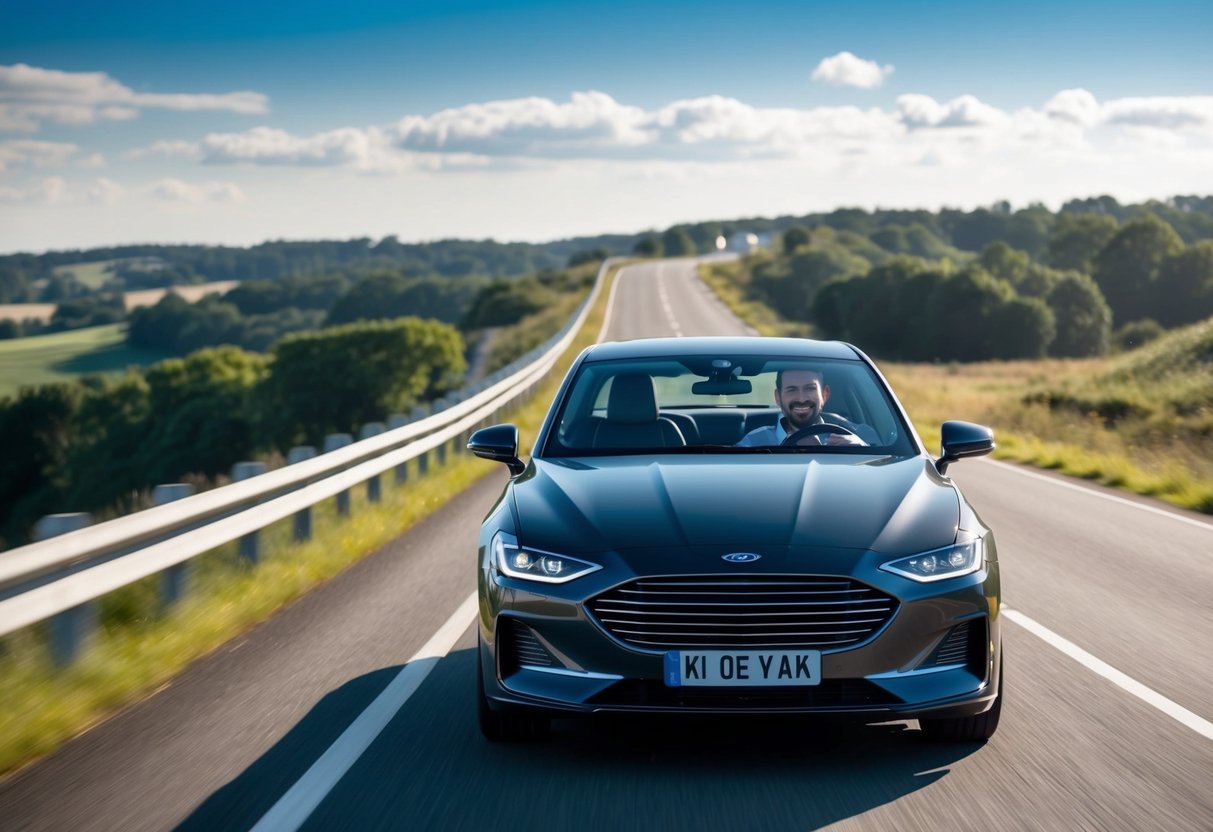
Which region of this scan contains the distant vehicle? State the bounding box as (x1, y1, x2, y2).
(470, 336, 1002, 741)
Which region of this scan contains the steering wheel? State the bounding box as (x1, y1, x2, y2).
(781, 423, 861, 447)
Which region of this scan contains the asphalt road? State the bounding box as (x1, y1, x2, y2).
(3, 258, 1211, 831)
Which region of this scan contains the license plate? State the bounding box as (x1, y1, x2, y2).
(664, 650, 821, 687)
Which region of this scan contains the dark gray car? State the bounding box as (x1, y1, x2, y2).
(470, 337, 1002, 742)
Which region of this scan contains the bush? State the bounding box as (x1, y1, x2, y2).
(1114, 319, 1165, 351)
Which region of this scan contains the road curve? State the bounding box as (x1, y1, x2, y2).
(2, 259, 1211, 831)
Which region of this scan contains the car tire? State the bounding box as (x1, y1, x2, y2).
(920, 653, 1003, 742)
(477, 641, 550, 742)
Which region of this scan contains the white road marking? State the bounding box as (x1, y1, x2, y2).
(596, 257, 625, 342)
(655, 265, 684, 337)
(981, 458, 1213, 533)
(250, 592, 479, 832)
(1003, 607, 1213, 741)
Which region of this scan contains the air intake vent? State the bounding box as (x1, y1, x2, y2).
(506, 618, 558, 670)
(587, 575, 898, 651)
(926, 622, 972, 667)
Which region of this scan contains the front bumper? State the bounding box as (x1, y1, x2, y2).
(478, 544, 1001, 721)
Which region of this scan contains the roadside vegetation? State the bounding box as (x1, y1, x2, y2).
(0, 262, 621, 776)
(700, 259, 1213, 515)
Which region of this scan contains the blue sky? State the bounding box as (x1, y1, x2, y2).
(2, 0, 1212, 252)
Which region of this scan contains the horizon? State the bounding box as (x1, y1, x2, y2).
(3, 0, 1212, 254)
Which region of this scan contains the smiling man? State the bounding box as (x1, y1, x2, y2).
(736, 367, 875, 447)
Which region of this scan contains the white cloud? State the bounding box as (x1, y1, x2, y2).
(77, 152, 107, 169)
(811, 52, 894, 89)
(87, 177, 124, 204)
(151, 178, 246, 204)
(896, 94, 1009, 129)
(0, 139, 78, 172)
(0, 63, 268, 133)
(0, 176, 67, 204)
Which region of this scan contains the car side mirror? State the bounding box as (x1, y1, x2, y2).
(468, 424, 525, 476)
(936, 420, 995, 475)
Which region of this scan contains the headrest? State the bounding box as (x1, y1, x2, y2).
(607, 373, 659, 423)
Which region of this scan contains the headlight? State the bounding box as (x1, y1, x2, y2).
(879, 538, 984, 583)
(491, 530, 602, 584)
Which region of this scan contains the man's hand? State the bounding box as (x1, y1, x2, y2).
(824, 433, 867, 447)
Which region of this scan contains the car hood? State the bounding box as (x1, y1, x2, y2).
(513, 454, 960, 557)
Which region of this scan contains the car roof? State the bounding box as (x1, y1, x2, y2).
(583, 336, 861, 362)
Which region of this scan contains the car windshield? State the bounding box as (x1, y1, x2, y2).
(542, 354, 917, 457)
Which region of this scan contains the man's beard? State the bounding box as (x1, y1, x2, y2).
(784, 400, 820, 429)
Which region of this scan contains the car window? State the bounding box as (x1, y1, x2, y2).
(545, 354, 916, 456)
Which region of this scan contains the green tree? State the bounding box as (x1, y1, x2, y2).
(1093, 215, 1184, 324)
(978, 242, 1031, 286)
(462, 278, 557, 329)
(1152, 242, 1213, 327)
(782, 226, 811, 254)
(1046, 213, 1118, 272)
(989, 297, 1056, 359)
(661, 227, 696, 257)
(1046, 272, 1111, 357)
(632, 237, 662, 257)
(259, 317, 466, 447)
(0, 383, 83, 546)
(138, 347, 269, 484)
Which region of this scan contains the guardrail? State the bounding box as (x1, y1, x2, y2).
(0, 257, 623, 664)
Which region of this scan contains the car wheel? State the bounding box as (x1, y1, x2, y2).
(920, 653, 1003, 742)
(477, 640, 550, 742)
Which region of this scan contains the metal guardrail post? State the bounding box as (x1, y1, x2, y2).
(358, 423, 386, 502)
(287, 446, 317, 540)
(323, 434, 354, 514)
(432, 400, 449, 466)
(411, 406, 430, 476)
(152, 484, 195, 608)
(388, 414, 409, 483)
(231, 462, 268, 562)
(34, 513, 94, 666)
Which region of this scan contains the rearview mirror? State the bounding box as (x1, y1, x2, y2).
(936, 421, 995, 475)
(691, 378, 753, 396)
(468, 424, 525, 476)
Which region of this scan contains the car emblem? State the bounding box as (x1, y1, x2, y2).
(722, 552, 761, 563)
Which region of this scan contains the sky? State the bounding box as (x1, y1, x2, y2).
(2, 0, 1212, 254)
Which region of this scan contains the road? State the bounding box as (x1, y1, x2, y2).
(2, 258, 1211, 831)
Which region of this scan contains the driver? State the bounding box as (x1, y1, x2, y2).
(736, 367, 877, 447)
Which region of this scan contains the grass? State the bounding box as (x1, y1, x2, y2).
(52, 260, 119, 290)
(698, 261, 1213, 515)
(0, 324, 172, 398)
(0, 264, 621, 777)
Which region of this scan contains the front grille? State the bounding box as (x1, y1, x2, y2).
(587, 575, 898, 651)
(588, 678, 900, 709)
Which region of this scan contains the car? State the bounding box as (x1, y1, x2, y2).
(469, 336, 1002, 742)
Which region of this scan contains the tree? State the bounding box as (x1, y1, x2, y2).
(567, 248, 609, 267)
(782, 226, 811, 255)
(259, 317, 467, 447)
(1093, 214, 1184, 324)
(1046, 273, 1111, 357)
(462, 278, 557, 329)
(1152, 242, 1213, 327)
(632, 237, 662, 257)
(1046, 213, 1118, 272)
(989, 297, 1056, 359)
(661, 227, 696, 257)
(978, 242, 1031, 286)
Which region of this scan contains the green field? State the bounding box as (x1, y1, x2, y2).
(52, 257, 166, 290)
(0, 324, 171, 398)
